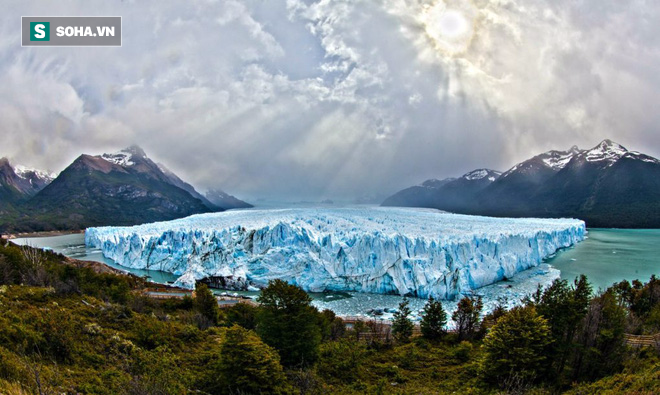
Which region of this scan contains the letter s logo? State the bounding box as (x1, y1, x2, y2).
(34, 24, 45, 39)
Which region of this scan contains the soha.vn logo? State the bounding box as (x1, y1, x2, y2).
(30, 22, 50, 41)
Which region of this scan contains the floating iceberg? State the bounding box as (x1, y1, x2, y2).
(85, 207, 585, 299)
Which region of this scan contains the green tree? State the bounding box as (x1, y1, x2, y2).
(319, 309, 345, 341)
(420, 297, 447, 340)
(193, 282, 219, 326)
(533, 275, 591, 379)
(571, 289, 627, 381)
(391, 298, 414, 343)
(205, 325, 289, 395)
(225, 302, 259, 330)
(482, 306, 553, 386)
(256, 279, 322, 367)
(452, 296, 483, 341)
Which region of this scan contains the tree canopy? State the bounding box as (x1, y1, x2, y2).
(256, 279, 322, 368)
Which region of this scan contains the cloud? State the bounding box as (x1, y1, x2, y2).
(1, 0, 660, 201)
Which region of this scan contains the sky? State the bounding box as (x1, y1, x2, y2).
(2, 0, 660, 201)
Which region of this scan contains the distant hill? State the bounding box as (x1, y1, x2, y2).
(0, 146, 249, 232)
(382, 169, 501, 212)
(205, 189, 253, 210)
(382, 140, 660, 228)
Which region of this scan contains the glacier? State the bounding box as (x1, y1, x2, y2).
(85, 207, 585, 299)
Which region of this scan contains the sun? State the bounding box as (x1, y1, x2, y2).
(421, 1, 478, 56)
(436, 10, 469, 38)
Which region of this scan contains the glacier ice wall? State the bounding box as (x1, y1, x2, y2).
(85, 207, 585, 299)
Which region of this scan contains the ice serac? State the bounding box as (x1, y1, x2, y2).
(85, 207, 585, 299)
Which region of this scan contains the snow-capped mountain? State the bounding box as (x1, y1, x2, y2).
(0, 158, 54, 203)
(13, 165, 57, 186)
(420, 178, 456, 188)
(568, 139, 659, 169)
(382, 168, 500, 210)
(581, 139, 628, 166)
(383, 140, 660, 228)
(462, 169, 502, 181)
(501, 145, 583, 179)
(2, 146, 251, 232)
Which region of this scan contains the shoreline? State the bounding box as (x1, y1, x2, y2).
(4, 229, 85, 239)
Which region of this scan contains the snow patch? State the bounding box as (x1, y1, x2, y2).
(584, 140, 627, 165)
(100, 151, 134, 167)
(463, 169, 500, 181)
(13, 165, 57, 183)
(540, 146, 582, 171)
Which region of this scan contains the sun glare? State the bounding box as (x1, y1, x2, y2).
(422, 1, 477, 56)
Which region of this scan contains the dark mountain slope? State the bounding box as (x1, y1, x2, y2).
(205, 189, 253, 210)
(1, 147, 218, 232)
(382, 140, 660, 228)
(382, 169, 501, 212)
(381, 178, 456, 208)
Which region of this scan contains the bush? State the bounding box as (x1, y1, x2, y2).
(482, 306, 552, 386)
(317, 339, 367, 384)
(204, 325, 289, 395)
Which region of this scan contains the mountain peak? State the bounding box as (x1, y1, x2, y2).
(595, 139, 626, 150)
(100, 146, 144, 167)
(122, 145, 147, 158)
(584, 139, 628, 165)
(462, 169, 501, 181)
(13, 165, 57, 183)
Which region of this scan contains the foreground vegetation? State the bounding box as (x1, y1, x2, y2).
(1, 239, 659, 394)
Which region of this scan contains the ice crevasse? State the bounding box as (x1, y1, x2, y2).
(85, 207, 586, 299)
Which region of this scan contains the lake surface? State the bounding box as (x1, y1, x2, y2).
(12, 228, 660, 319)
(548, 228, 660, 291)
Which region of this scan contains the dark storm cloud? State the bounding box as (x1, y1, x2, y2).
(1, 0, 659, 201)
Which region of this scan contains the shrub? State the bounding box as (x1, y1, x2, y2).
(205, 325, 289, 395)
(482, 306, 552, 386)
(317, 339, 367, 384)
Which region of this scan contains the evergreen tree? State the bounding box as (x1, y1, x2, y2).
(392, 298, 414, 343)
(420, 297, 447, 340)
(533, 275, 591, 379)
(205, 325, 289, 395)
(482, 306, 553, 386)
(193, 282, 219, 326)
(257, 279, 322, 367)
(452, 296, 483, 341)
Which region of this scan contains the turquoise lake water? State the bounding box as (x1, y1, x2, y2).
(548, 228, 660, 291)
